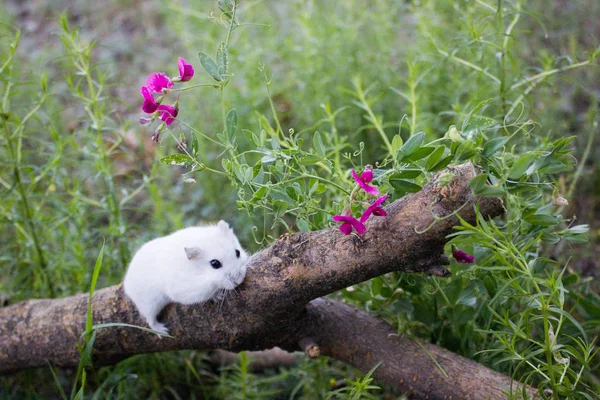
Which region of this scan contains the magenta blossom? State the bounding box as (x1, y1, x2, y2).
(453, 249, 474, 264)
(140, 86, 159, 113)
(332, 215, 366, 235)
(177, 57, 194, 82)
(352, 169, 379, 195)
(146, 72, 173, 93)
(360, 195, 388, 223)
(157, 104, 178, 126)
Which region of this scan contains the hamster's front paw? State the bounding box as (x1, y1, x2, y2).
(149, 321, 169, 336)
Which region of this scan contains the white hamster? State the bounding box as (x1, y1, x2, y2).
(123, 220, 249, 334)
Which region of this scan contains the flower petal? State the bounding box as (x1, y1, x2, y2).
(453, 249, 475, 264)
(146, 72, 173, 93)
(332, 215, 350, 223)
(352, 170, 379, 195)
(140, 86, 159, 113)
(178, 57, 195, 82)
(333, 214, 366, 235)
(157, 104, 179, 126)
(359, 169, 373, 184)
(360, 195, 388, 222)
(140, 86, 153, 101)
(372, 208, 387, 217)
(339, 222, 352, 235)
(350, 219, 366, 235)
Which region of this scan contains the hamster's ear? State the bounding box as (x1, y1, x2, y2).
(184, 247, 202, 260)
(217, 220, 231, 233)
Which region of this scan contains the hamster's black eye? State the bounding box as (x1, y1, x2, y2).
(235, 249, 241, 258)
(210, 259, 222, 269)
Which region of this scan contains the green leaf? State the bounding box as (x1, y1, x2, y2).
(391, 134, 403, 154)
(299, 154, 323, 165)
(261, 154, 276, 163)
(160, 154, 195, 167)
(198, 52, 222, 82)
(524, 213, 558, 227)
(428, 155, 454, 172)
(404, 145, 435, 162)
(454, 140, 476, 162)
(547, 307, 588, 341)
(217, 43, 229, 79)
(313, 131, 326, 156)
(371, 277, 383, 296)
(475, 186, 506, 197)
(469, 174, 488, 193)
(565, 224, 589, 234)
(251, 186, 268, 202)
(191, 134, 199, 158)
(252, 161, 262, 178)
(297, 218, 310, 232)
(508, 154, 535, 179)
(425, 146, 445, 171)
(482, 137, 508, 158)
(483, 275, 497, 297)
(390, 169, 422, 179)
(217, 0, 238, 24)
(397, 132, 425, 160)
(461, 99, 492, 132)
(390, 179, 422, 195)
(541, 232, 560, 243)
(226, 109, 237, 139)
(270, 135, 280, 150)
(564, 234, 589, 243)
(86, 242, 105, 334)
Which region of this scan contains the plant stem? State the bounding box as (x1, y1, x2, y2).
(353, 79, 394, 157)
(565, 118, 597, 201)
(282, 171, 352, 195)
(224, 1, 237, 49)
(407, 64, 418, 137)
(1, 103, 52, 296)
(260, 67, 284, 138)
(171, 83, 219, 92)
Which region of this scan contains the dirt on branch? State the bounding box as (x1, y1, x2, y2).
(0, 163, 520, 398)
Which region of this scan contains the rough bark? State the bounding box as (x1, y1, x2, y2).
(0, 163, 519, 397)
(209, 348, 299, 371)
(307, 298, 537, 400)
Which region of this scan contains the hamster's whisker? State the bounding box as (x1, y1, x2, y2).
(218, 289, 227, 312)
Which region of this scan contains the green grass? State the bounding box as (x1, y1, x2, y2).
(1, 0, 599, 398)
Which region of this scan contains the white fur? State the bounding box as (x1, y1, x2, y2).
(123, 220, 249, 334)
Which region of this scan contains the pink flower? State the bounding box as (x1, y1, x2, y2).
(360, 195, 388, 223)
(178, 57, 194, 82)
(332, 215, 366, 235)
(157, 104, 178, 126)
(352, 169, 379, 195)
(453, 249, 474, 264)
(146, 72, 173, 93)
(140, 86, 159, 113)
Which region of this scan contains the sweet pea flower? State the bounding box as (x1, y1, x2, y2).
(453, 249, 474, 264)
(140, 86, 159, 113)
(352, 169, 379, 195)
(360, 195, 388, 222)
(177, 57, 194, 82)
(146, 72, 173, 93)
(157, 104, 178, 126)
(332, 214, 366, 235)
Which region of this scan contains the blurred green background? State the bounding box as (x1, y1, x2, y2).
(1, 0, 599, 398)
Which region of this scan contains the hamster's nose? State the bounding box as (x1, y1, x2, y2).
(236, 270, 246, 285)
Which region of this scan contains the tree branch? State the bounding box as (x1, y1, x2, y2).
(307, 298, 537, 399)
(0, 163, 520, 398)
